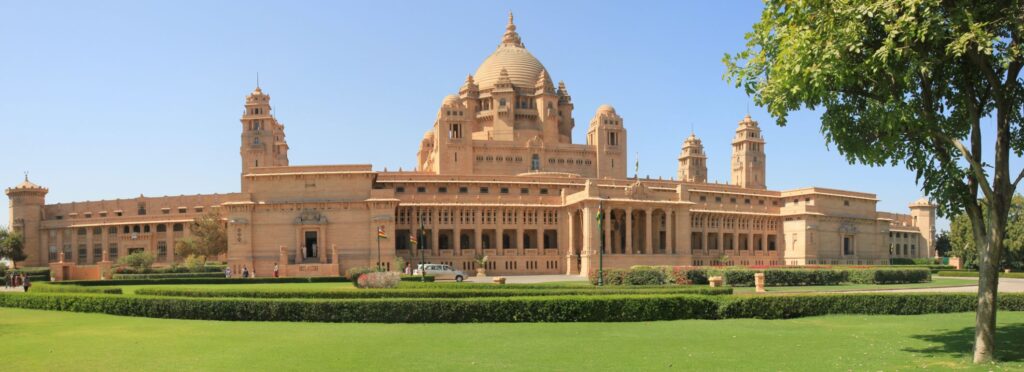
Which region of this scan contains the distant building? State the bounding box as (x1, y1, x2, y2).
(6, 13, 935, 279)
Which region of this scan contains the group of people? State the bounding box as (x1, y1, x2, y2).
(223, 263, 282, 278)
(3, 272, 31, 292)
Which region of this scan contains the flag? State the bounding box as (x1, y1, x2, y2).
(409, 233, 417, 246)
(377, 225, 387, 239)
(634, 153, 639, 179)
(596, 206, 604, 223)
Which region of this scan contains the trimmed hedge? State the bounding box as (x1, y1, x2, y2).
(1, 292, 1022, 323)
(936, 270, 1024, 279)
(847, 268, 931, 284)
(31, 284, 123, 295)
(718, 293, 1024, 319)
(0, 292, 721, 323)
(51, 276, 350, 286)
(133, 286, 734, 299)
(400, 275, 436, 282)
(112, 272, 225, 280)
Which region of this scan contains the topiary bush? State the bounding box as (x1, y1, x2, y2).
(625, 267, 666, 285)
(762, 269, 847, 286)
(345, 267, 375, 282)
(847, 268, 931, 284)
(50, 276, 349, 286)
(111, 272, 224, 280)
(717, 293, 1024, 319)
(355, 272, 401, 289)
(588, 268, 629, 285)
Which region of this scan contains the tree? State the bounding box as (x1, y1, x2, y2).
(934, 230, 952, 258)
(950, 194, 1024, 270)
(117, 251, 155, 271)
(174, 212, 227, 259)
(725, 0, 1023, 363)
(0, 226, 26, 269)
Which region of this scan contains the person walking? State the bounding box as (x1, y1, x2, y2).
(22, 274, 30, 292)
(404, 263, 412, 275)
(225, 266, 232, 278)
(273, 263, 279, 278)
(242, 266, 249, 278)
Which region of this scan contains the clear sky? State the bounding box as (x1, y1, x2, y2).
(6, 0, 1010, 232)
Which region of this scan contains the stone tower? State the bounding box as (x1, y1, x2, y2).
(909, 197, 937, 257)
(678, 132, 707, 183)
(5, 175, 48, 266)
(240, 86, 289, 190)
(730, 114, 766, 189)
(587, 105, 627, 179)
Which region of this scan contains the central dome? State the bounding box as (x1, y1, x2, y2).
(474, 46, 547, 91)
(472, 12, 548, 91)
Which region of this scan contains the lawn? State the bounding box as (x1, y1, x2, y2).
(1, 308, 1022, 371)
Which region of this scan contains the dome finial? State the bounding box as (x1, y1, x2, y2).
(501, 11, 523, 47)
(24, 171, 28, 182)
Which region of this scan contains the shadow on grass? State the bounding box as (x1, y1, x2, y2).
(904, 324, 1024, 362)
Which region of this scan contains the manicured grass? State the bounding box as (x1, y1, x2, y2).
(732, 277, 976, 294)
(1, 308, 1022, 370)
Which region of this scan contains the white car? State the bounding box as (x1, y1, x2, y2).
(413, 264, 466, 282)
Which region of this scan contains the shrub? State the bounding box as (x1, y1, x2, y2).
(716, 268, 755, 286)
(889, 258, 917, 265)
(50, 276, 349, 286)
(135, 286, 734, 299)
(717, 293, 1024, 319)
(356, 272, 400, 289)
(31, 284, 122, 295)
(762, 269, 847, 286)
(588, 269, 628, 285)
(400, 275, 435, 282)
(847, 268, 931, 284)
(625, 267, 666, 285)
(0, 292, 722, 323)
(116, 252, 155, 271)
(184, 254, 207, 273)
(111, 272, 224, 280)
(345, 267, 375, 282)
(936, 270, 1024, 279)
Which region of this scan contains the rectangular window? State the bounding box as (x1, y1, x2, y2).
(699, 195, 707, 202)
(108, 226, 117, 236)
(109, 243, 118, 261)
(417, 187, 426, 193)
(459, 187, 468, 194)
(162, 208, 170, 214)
(93, 244, 102, 262)
(479, 187, 489, 194)
(539, 188, 549, 195)
(715, 196, 722, 203)
(395, 187, 405, 193)
(48, 246, 58, 262)
(438, 187, 447, 193)
(93, 227, 102, 235)
(520, 188, 529, 194)
(500, 187, 509, 194)
(157, 241, 167, 261)
(77, 244, 87, 264)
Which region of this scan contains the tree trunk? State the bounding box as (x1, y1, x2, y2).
(974, 241, 999, 363)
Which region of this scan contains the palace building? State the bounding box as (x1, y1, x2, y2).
(6, 14, 935, 280)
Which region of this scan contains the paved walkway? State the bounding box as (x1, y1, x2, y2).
(0, 286, 26, 293)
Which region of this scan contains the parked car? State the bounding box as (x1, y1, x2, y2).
(413, 263, 466, 282)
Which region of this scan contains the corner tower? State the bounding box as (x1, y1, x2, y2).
(910, 198, 937, 257)
(5, 175, 48, 266)
(678, 132, 707, 183)
(240, 86, 289, 190)
(730, 114, 766, 189)
(587, 105, 627, 179)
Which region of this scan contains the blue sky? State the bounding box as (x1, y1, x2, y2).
(4, 0, 1001, 232)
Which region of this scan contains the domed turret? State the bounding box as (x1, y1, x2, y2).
(678, 132, 707, 183)
(473, 12, 548, 91)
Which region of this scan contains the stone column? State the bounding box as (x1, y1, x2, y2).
(101, 227, 110, 262)
(516, 228, 523, 255)
(453, 208, 462, 256)
(625, 208, 633, 255)
(166, 223, 174, 263)
(645, 208, 654, 255)
(537, 228, 544, 251)
(70, 228, 78, 263)
(85, 227, 94, 264)
(496, 209, 505, 253)
(566, 210, 575, 255)
(474, 223, 483, 254)
(431, 209, 439, 256)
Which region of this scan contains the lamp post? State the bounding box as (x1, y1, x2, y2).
(597, 201, 605, 287)
(418, 213, 426, 282)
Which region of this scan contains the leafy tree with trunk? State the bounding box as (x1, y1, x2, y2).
(174, 212, 227, 259)
(0, 226, 26, 269)
(934, 230, 952, 257)
(950, 194, 1024, 270)
(725, 0, 1023, 363)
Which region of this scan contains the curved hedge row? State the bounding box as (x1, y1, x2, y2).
(31, 284, 123, 295)
(602, 266, 933, 286)
(52, 277, 352, 286)
(0, 293, 721, 323)
(112, 272, 225, 280)
(936, 271, 1024, 279)
(133, 286, 734, 299)
(2, 292, 1022, 323)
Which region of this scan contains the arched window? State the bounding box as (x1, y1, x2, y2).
(173, 223, 184, 232)
(531, 154, 540, 171)
(156, 224, 167, 233)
